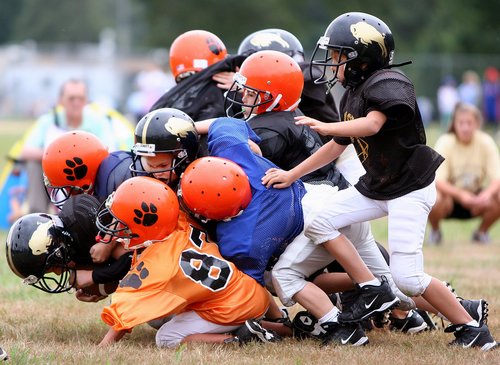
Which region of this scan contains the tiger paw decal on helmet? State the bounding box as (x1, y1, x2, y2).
(133, 202, 158, 226)
(207, 37, 224, 56)
(63, 157, 88, 181)
(119, 261, 150, 289)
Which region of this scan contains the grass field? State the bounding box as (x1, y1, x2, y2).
(0, 120, 499, 364)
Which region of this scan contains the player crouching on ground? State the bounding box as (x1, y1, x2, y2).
(97, 176, 279, 347)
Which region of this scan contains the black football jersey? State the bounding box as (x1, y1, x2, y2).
(248, 110, 348, 189)
(335, 69, 444, 199)
(299, 62, 339, 123)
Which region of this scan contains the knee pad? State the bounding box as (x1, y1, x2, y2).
(271, 267, 308, 307)
(391, 269, 431, 297)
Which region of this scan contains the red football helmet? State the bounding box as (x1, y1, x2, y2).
(169, 30, 227, 83)
(96, 176, 179, 250)
(179, 157, 252, 221)
(42, 131, 109, 207)
(225, 50, 304, 118)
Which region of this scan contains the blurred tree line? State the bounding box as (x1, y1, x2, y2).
(2, 0, 498, 54)
(1, 0, 498, 99)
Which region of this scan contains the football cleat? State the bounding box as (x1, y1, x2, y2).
(415, 309, 438, 331)
(292, 311, 326, 340)
(232, 319, 281, 345)
(446, 323, 497, 351)
(459, 299, 488, 326)
(321, 321, 369, 347)
(389, 310, 428, 334)
(338, 276, 400, 323)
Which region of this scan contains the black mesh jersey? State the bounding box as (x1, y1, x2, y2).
(59, 194, 101, 265)
(299, 62, 339, 124)
(149, 54, 246, 156)
(150, 54, 246, 120)
(334, 69, 444, 200)
(59, 194, 132, 283)
(248, 110, 348, 189)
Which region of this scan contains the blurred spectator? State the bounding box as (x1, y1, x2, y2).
(417, 96, 434, 127)
(19, 79, 117, 214)
(428, 102, 500, 244)
(482, 66, 500, 125)
(437, 75, 460, 131)
(125, 65, 172, 124)
(458, 70, 482, 108)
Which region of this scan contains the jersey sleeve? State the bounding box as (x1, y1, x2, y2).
(255, 129, 288, 164)
(94, 151, 134, 202)
(363, 70, 416, 122)
(207, 117, 261, 158)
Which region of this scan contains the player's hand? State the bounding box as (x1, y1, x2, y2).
(75, 289, 107, 303)
(295, 116, 334, 136)
(90, 241, 115, 263)
(262, 168, 294, 189)
(212, 71, 236, 90)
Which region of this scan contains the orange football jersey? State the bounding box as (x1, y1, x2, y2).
(101, 211, 269, 331)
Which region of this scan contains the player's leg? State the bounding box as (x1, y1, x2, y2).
(305, 186, 400, 322)
(156, 311, 274, 347)
(388, 182, 496, 351)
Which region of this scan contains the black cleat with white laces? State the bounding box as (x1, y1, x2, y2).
(338, 276, 400, 323)
(389, 310, 428, 334)
(231, 319, 281, 345)
(459, 298, 488, 326)
(446, 323, 497, 351)
(321, 321, 369, 347)
(292, 311, 326, 340)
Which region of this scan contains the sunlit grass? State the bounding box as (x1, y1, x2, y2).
(0, 121, 499, 363)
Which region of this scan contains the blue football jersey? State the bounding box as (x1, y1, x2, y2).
(94, 151, 135, 202)
(207, 117, 305, 285)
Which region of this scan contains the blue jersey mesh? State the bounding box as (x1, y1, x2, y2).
(208, 118, 305, 285)
(94, 151, 135, 202)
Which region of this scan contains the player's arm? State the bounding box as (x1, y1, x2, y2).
(194, 118, 217, 134)
(295, 110, 387, 137)
(99, 327, 127, 346)
(262, 139, 346, 189)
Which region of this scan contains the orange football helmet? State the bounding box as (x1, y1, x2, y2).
(96, 176, 179, 250)
(42, 131, 109, 207)
(169, 30, 227, 83)
(225, 50, 304, 118)
(178, 157, 252, 221)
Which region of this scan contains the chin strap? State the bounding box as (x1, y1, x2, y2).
(387, 60, 413, 69)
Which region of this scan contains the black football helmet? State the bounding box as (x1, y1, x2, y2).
(130, 108, 199, 184)
(5, 213, 76, 293)
(238, 28, 305, 62)
(310, 12, 395, 88)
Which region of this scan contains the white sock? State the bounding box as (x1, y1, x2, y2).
(318, 307, 340, 324)
(359, 278, 381, 287)
(466, 320, 479, 327)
